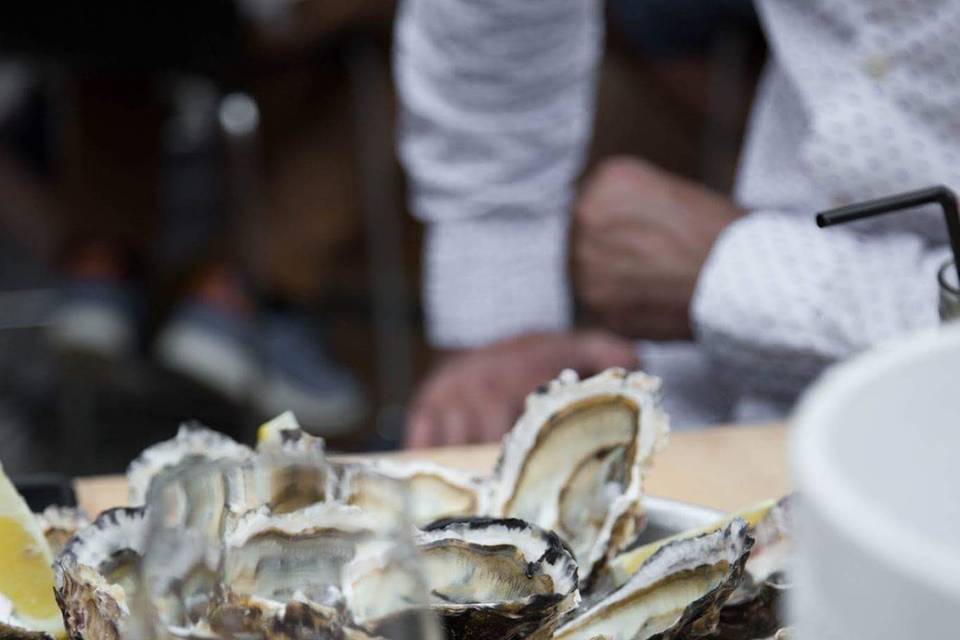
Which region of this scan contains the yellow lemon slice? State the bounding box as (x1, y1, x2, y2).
(0, 462, 65, 638)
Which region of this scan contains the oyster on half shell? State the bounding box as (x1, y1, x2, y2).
(490, 368, 669, 585)
(553, 518, 752, 640)
(205, 502, 379, 638)
(342, 517, 579, 640)
(221, 503, 376, 607)
(54, 507, 146, 640)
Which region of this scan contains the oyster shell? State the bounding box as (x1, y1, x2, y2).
(127, 423, 253, 505)
(36, 506, 89, 556)
(54, 507, 146, 640)
(490, 368, 669, 584)
(0, 621, 54, 640)
(713, 496, 793, 640)
(339, 459, 486, 529)
(211, 503, 380, 639)
(343, 517, 579, 640)
(552, 518, 752, 640)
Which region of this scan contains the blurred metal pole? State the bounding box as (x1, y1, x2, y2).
(347, 38, 415, 448)
(219, 90, 266, 439)
(220, 91, 267, 286)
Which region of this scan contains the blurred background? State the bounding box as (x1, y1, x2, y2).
(0, 1, 765, 474)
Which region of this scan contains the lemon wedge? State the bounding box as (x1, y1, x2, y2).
(256, 411, 303, 446)
(0, 462, 65, 638)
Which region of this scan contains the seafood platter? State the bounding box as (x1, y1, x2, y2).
(0, 368, 793, 640)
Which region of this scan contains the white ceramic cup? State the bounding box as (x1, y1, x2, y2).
(791, 324, 960, 638)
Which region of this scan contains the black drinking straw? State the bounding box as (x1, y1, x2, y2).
(816, 185, 960, 285)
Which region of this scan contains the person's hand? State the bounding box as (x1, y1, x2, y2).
(574, 156, 743, 339)
(406, 331, 639, 449)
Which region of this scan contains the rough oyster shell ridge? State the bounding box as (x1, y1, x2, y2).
(54, 507, 146, 640)
(127, 423, 253, 505)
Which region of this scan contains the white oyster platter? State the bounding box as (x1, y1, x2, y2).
(29, 368, 792, 640)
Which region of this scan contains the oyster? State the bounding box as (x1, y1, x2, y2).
(490, 369, 669, 584)
(222, 503, 375, 606)
(343, 517, 579, 640)
(36, 506, 89, 556)
(595, 498, 779, 596)
(127, 423, 253, 505)
(54, 507, 146, 640)
(553, 519, 752, 640)
(208, 503, 380, 638)
(339, 459, 486, 529)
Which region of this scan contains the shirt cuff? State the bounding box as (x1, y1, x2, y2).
(423, 213, 572, 348)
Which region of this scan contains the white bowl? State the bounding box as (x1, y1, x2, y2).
(791, 324, 960, 638)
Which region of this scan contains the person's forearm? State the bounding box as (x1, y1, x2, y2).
(394, 0, 603, 347)
(691, 211, 949, 397)
(424, 213, 572, 348)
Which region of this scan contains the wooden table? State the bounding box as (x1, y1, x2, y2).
(75, 423, 789, 517)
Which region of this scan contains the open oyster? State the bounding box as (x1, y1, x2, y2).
(54, 507, 146, 640)
(553, 519, 752, 640)
(222, 503, 375, 606)
(490, 369, 669, 585)
(343, 517, 579, 640)
(339, 460, 486, 529)
(127, 423, 253, 505)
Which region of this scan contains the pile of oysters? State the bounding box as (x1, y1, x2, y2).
(48, 368, 793, 640)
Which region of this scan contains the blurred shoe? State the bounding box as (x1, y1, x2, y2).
(154, 300, 260, 400)
(255, 311, 365, 436)
(47, 280, 138, 360)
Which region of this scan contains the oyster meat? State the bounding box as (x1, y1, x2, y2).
(490, 369, 669, 584)
(339, 459, 486, 529)
(553, 519, 752, 640)
(212, 503, 381, 639)
(222, 503, 375, 606)
(54, 507, 146, 640)
(343, 517, 579, 640)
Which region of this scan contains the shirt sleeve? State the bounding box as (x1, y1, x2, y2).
(691, 211, 949, 399)
(394, 0, 603, 348)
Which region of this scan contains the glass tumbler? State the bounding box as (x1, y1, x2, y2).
(938, 260, 960, 322)
(130, 456, 441, 640)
